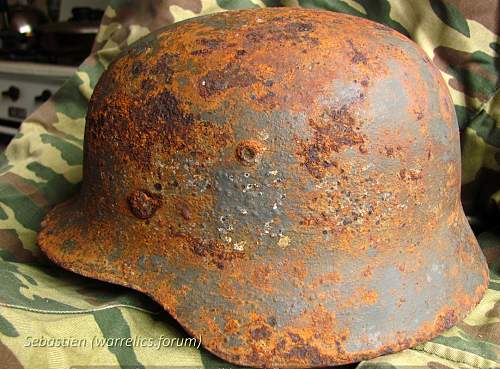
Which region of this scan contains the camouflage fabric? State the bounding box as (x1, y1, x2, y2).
(0, 0, 498, 368)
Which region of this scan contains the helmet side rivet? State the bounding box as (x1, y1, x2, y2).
(236, 141, 263, 166)
(128, 189, 162, 219)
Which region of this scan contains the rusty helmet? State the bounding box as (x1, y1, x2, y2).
(38, 8, 489, 368)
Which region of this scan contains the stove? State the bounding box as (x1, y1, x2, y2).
(0, 60, 75, 137)
(0, 0, 107, 145)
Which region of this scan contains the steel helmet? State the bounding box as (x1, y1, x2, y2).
(38, 8, 489, 368)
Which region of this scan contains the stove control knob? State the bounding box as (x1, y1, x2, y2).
(35, 90, 52, 103)
(2, 86, 20, 101)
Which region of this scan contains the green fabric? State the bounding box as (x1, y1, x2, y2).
(0, 0, 498, 368)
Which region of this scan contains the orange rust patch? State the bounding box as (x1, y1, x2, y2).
(297, 104, 366, 179)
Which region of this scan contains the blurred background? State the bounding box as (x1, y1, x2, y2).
(0, 0, 108, 150)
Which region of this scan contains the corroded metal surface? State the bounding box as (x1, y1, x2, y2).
(37, 8, 489, 368)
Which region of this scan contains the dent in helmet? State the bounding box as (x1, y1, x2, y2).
(127, 189, 162, 219)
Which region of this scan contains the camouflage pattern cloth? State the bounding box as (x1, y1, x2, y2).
(0, 0, 498, 368)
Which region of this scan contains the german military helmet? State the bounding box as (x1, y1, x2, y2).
(38, 8, 489, 367)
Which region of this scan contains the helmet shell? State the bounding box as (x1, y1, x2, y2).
(38, 8, 489, 368)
